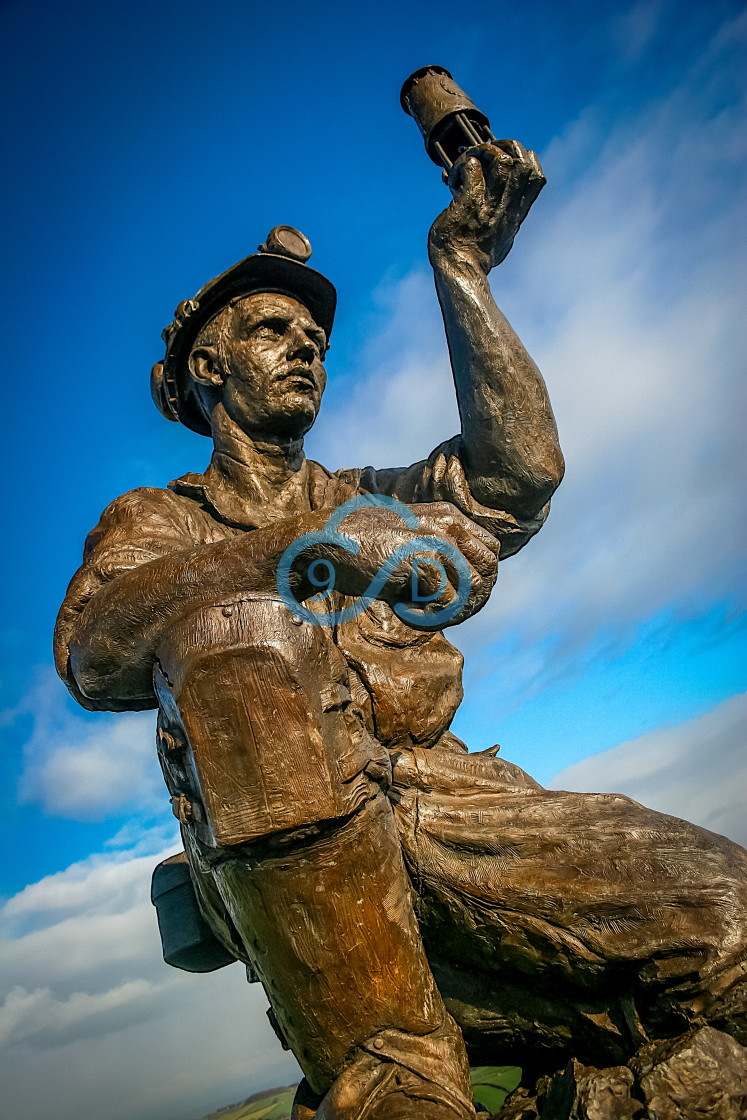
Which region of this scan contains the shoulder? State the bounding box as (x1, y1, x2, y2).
(54, 485, 203, 706)
(94, 484, 192, 522)
(80, 484, 207, 569)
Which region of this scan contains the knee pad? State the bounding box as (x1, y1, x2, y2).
(154, 594, 386, 846)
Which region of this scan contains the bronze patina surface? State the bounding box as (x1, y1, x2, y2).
(55, 70, 746, 1119)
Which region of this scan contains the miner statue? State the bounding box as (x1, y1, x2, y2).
(55, 68, 747, 1119)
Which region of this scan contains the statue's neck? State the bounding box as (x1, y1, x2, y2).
(213, 427, 305, 482)
(205, 420, 309, 517)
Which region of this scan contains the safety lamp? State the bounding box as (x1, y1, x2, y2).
(400, 65, 497, 171)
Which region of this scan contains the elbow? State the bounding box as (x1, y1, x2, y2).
(54, 573, 160, 711)
(513, 444, 565, 516)
(470, 450, 564, 520)
(68, 644, 117, 701)
(67, 638, 156, 711)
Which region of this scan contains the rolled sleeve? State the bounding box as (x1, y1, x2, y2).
(337, 436, 550, 559)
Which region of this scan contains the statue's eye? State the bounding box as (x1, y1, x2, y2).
(257, 318, 286, 336)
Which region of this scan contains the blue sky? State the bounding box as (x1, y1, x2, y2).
(1, 1, 745, 1118)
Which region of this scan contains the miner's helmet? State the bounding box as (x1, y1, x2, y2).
(151, 226, 337, 436)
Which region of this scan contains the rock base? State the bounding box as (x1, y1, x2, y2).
(490, 1027, 747, 1120)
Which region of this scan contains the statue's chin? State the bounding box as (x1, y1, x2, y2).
(260, 401, 318, 442)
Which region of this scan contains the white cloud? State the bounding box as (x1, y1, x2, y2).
(1, 848, 174, 994)
(309, 10, 746, 707)
(3, 844, 174, 932)
(607, 0, 667, 65)
(16, 670, 164, 821)
(0, 979, 163, 1049)
(549, 692, 747, 847)
(0, 841, 299, 1120)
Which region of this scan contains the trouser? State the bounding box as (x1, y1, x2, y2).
(390, 746, 747, 1078)
(210, 796, 476, 1119)
(154, 596, 476, 1119)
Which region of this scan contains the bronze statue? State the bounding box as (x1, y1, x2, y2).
(55, 68, 746, 1119)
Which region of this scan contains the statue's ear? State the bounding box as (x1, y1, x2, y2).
(188, 346, 224, 388)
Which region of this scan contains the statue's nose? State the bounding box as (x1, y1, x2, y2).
(287, 328, 315, 360)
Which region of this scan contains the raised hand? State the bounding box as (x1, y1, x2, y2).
(428, 139, 545, 273)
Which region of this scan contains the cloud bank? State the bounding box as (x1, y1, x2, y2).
(0, 838, 299, 1120)
(550, 691, 747, 848)
(16, 670, 162, 822)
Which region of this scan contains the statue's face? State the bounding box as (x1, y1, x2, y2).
(214, 292, 327, 440)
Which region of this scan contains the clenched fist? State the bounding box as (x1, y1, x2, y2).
(428, 139, 545, 273)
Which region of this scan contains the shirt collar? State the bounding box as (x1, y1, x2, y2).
(168, 453, 327, 530)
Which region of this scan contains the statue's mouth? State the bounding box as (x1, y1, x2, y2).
(278, 366, 317, 391)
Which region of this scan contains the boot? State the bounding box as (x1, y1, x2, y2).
(213, 793, 475, 1117)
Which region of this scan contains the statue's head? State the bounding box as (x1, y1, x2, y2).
(151, 226, 336, 440)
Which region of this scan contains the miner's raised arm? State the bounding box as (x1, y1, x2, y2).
(354, 139, 564, 557)
(428, 141, 564, 520)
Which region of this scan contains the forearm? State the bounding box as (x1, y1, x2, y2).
(432, 248, 564, 517)
(67, 511, 329, 705)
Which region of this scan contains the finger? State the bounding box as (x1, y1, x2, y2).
(503, 178, 544, 232)
(443, 562, 494, 625)
(470, 547, 499, 584)
(448, 154, 486, 212)
(414, 553, 452, 597)
(444, 454, 474, 511)
(407, 547, 497, 626)
(426, 512, 496, 565)
(526, 147, 545, 183)
(460, 561, 497, 619)
(522, 170, 546, 207)
(405, 535, 490, 609)
(493, 139, 545, 189)
(500, 165, 546, 230)
(483, 146, 515, 195)
(431, 452, 447, 490)
(444, 530, 498, 581)
(448, 518, 499, 560)
(414, 501, 500, 560)
(495, 138, 526, 162)
(442, 507, 501, 554)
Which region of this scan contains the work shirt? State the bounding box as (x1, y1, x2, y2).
(55, 435, 548, 747)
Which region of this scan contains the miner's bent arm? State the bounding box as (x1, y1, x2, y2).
(54, 493, 336, 709)
(54, 485, 495, 708)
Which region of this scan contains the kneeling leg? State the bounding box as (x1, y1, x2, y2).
(155, 597, 476, 1119)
